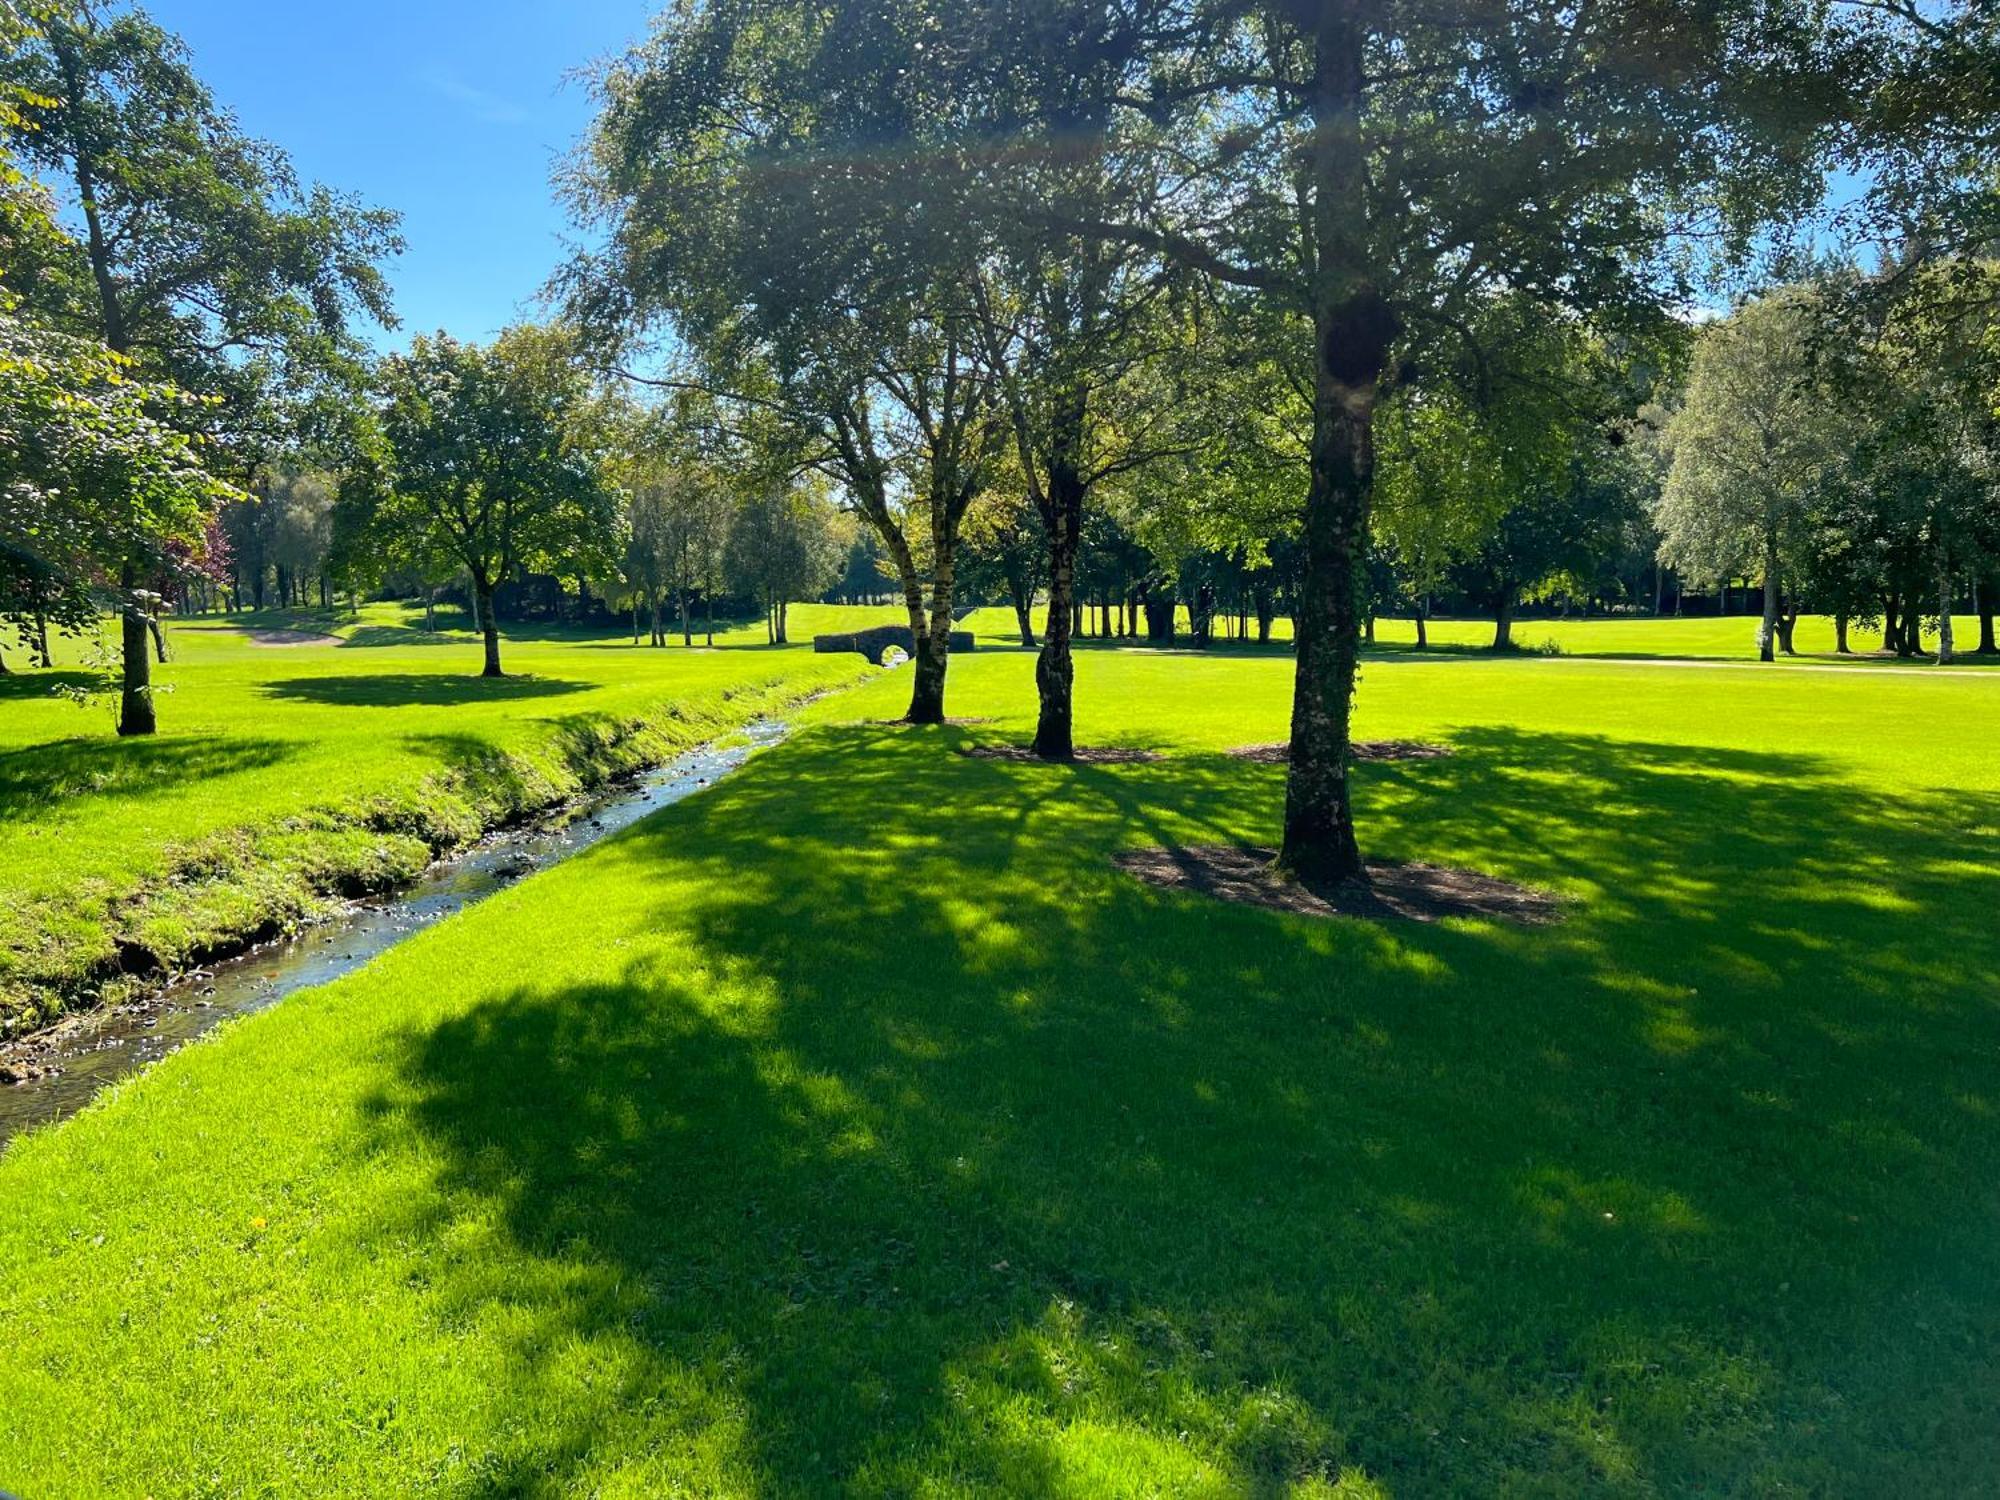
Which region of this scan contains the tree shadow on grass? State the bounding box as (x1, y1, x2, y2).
(0, 668, 96, 702)
(260, 674, 593, 708)
(358, 723, 2000, 1494)
(0, 735, 296, 820)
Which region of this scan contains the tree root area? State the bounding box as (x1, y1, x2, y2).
(1228, 740, 1451, 764)
(1113, 845, 1562, 925)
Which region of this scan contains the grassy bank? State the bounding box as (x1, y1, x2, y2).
(0, 608, 871, 1030)
(2, 649, 1996, 1494)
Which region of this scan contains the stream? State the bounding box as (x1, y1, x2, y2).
(0, 718, 790, 1148)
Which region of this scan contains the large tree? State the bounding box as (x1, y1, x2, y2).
(351, 328, 618, 677)
(562, 1, 1023, 724)
(1, 0, 398, 729)
(1658, 292, 1851, 661)
(965, 0, 1866, 880)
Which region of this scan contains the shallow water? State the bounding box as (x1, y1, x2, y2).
(0, 718, 789, 1147)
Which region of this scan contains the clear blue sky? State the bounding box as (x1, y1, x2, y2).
(147, 0, 652, 350)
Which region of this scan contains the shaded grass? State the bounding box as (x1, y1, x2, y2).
(1, 649, 1997, 1494)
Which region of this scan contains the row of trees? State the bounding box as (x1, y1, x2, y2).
(557, 0, 1997, 880)
(327, 326, 853, 673)
(5, 0, 1995, 886)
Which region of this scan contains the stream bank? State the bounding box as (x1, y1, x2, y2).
(0, 719, 792, 1145)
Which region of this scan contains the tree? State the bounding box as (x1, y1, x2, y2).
(611, 459, 733, 648)
(1373, 393, 1506, 648)
(967, 0, 1866, 880)
(1, 0, 398, 728)
(354, 328, 618, 677)
(1659, 293, 1851, 661)
(960, 487, 1045, 647)
(725, 476, 845, 645)
(561, 1, 1014, 724)
(0, 304, 237, 720)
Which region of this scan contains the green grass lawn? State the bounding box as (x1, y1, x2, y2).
(0, 603, 874, 1026)
(3, 642, 1997, 1495)
(974, 601, 2000, 666)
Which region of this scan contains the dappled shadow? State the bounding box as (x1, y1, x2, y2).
(260, 673, 592, 708)
(0, 734, 296, 820)
(0, 669, 95, 702)
(357, 721, 2000, 1493)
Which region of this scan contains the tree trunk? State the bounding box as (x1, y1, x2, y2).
(706, 591, 715, 647)
(149, 614, 169, 663)
(1758, 533, 1780, 663)
(1937, 559, 1956, 666)
(1776, 607, 1798, 657)
(1278, 259, 1390, 883)
(33, 611, 52, 668)
(473, 573, 504, 676)
(1033, 458, 1083, 760)
(775, 599, 788, 644)
(118, 562, 156, 736)
(1414, 605, 1428, 651)
(1978, 577, 1996, 654)
(1834, 613, 1851, 654)
(1493, 591, 1515, 651)
(679, 587, 692, 647)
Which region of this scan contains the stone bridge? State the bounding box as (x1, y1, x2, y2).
(813, 624, 975, 666)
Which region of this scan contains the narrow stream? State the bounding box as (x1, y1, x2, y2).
(0, 718, 790, 1147)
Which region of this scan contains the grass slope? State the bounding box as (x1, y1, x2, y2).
(0, 605, 871, 1028)
(3, 649, 1997, 1495)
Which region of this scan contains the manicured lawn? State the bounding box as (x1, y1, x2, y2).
(0, 604, 875, 1026)
(975, 602, 2000, 666)
(3, 645, 1996, 1495)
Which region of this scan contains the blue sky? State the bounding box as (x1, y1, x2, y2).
(147, 0, 652, 350)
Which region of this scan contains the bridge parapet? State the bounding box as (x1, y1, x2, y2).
(813, 624, 975, 665)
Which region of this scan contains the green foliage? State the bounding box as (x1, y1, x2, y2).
(1658, 292, 1849, 591)
(0, 298, 238, 638)
(343, 327, 620, 669)
(0, 0, 399, 408)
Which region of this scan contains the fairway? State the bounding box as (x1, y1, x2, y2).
(3, 645, 1996, 1495)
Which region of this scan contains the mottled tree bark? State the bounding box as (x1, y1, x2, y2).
(1757, 532, 1780, 663)
(1834, 613, 1851, 654)
(1033, 455, 1084, 760)
(1492, 591, 1515, 651)
(1937, 559, 1956, 666)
